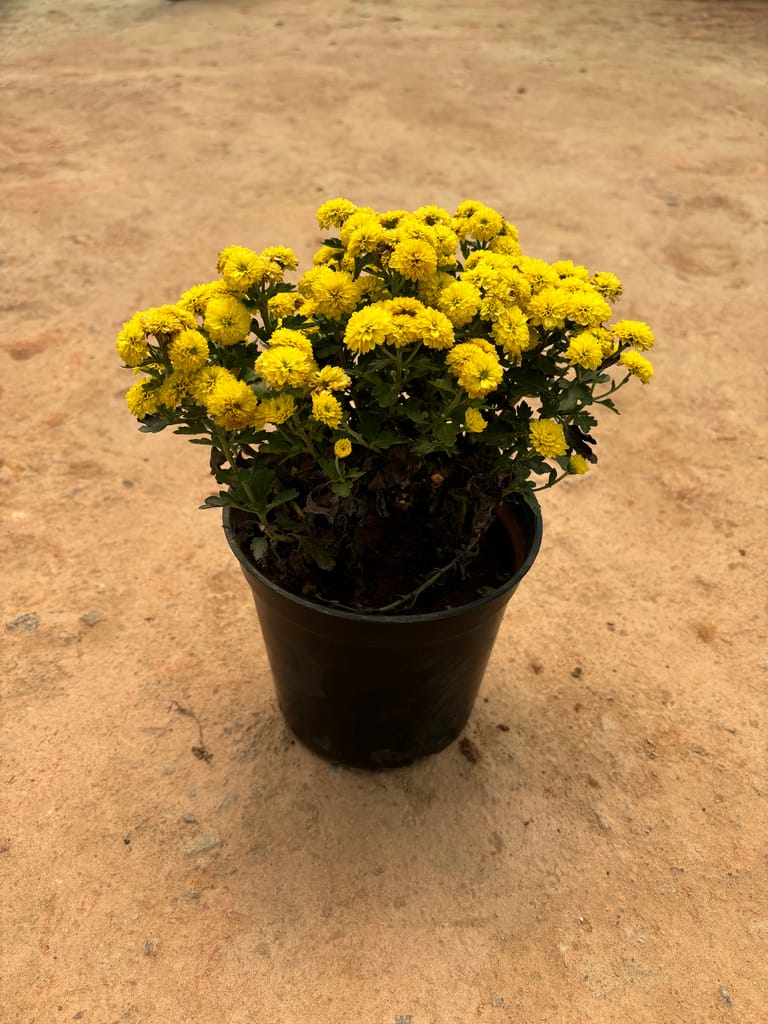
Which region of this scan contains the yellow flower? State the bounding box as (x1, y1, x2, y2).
(438, 281, 482, 327)
(177, 282, 217, 315)
(564, 288, 612, 328)
(156, 371, 191, 411)
(518, 256, 559, 293)
(311, 390, 343, 428)
(431, 223, 459, 263)
(466, 205, 504, 242)
(527, 287, 569, 331)
(268, 327, 314, 358)
(140, 304, 195, 337)
(529, 419, 567, 458)
(267, 291, 302, 320)
(218, 245, 266, 293)
(564, 332, 604, 370)
(204, 295, 252, 345)
(206, 377, 259, 430)
(258, 394, 296, 426)
(312, 365, 351, 392)
(551, 260, 590, 281)
(346, 220, 387, 259)
(116, 316, 150, 367)
(488, 233, 522, 259)
(313, 244, 344, 267)
(389, 238, 438, 282)
(260, 246, 299, 272)
(168, 330, 209, 374)
(591, 271, 623, 301)
(255, 346, 313, 388)
(343, 305, 393, 355)
(613, 320, 655, 351)
(456, 350, 504, 399)
(316, 197, 358, 229)
(619, 350, 654, 383)
(189, 365, 236, 404)
(334, 438, 352, 459)
(491, 306, 532, 361)
(339, 208, 378, 246)
(125, 380, 160, 419)
(569, 454, 590, 475)
(445, 340, 495, 375)
(311, 268, 362, 319)
(413, 204, 453, 228)
(464, 408, 488, 433)
(413, 307, 455, 350)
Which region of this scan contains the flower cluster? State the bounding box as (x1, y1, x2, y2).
(117, 199, 654, 609)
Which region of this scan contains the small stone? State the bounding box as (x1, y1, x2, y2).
(182, 890, 201, 901)
(6, 612, 39, 632)
(183, 832, 221, 858)
(143, 939, 159, 957)
(79, 610, 102, 627)
(719, 986, 733, 1007)
(216, 793, 239, 812)
(161, 765, 176, 776)
(492, 993, 505, 1006)
(395, 1017, 413, 1024)
(571, 666, 583, 678)
(181, 813, 198, 824)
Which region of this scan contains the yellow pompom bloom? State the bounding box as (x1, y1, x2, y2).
(334, 438, 352, 459)
(168, 330, 209, 374)
(564, 332, 604, 371)
(343, 305, 393, 355)
(116, 316, 150, 367)
(438, 281, 482, 327)
(529, 419, 567, 458)
(613, 320, 655, 351)
(491, 307, 532, 361)
(316, 197, 358, 229)
(413, 307, 455, 350)
(255, 346, 313, 388)
(445, 340, 494, 374)
(527, 286, 569, 331)
(489, 233, 523, 259)
(564, 288, 611, 328)
(518, 256, 559, 293)
(177, 282, 218, 315)
(591, 271, 623, 302)
(267, 291, 302, 320)
(156, 371, 191, 411)
(311, 390, 343, 428)
(206, 378, 259, 431)
(189, 365, 236, 405)
(261, 246, 299, 272)
(380, 297, 426, 348)
(464, 408, 488, 433)
(413, 204, 453, 228)
(311, 268, 363, 320)
(466, 205, 504, 242)
(339, 208, 378, 246)
(346, 220, 387, 259)
(389, 238, 438, 282)
(258, 394, 296, 426)
(313, 244, 344, 268)
(140, 304, 196, 337)
(268, 327, 314, 358)
(218, 245, 266, 293)
(125, 380, 160, 419)
(456, 350, 504, 399)
(204, 295, 252, 345)
(312, 365, 351, 392)
(551, 260, 590, 281)
(619, 350, 654, 383)
(569, 454, 590, 475)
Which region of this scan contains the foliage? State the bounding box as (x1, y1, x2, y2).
(117, 199, 655, 611)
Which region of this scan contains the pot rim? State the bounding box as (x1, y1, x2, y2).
(222, 496, 543, 625)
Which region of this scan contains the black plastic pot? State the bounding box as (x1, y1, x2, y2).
(222, 498, 542, 770)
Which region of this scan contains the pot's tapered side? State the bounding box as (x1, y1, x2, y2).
(223, 498, 542, 769)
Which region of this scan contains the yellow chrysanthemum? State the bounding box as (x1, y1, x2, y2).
(267, 291, 302, 320)
(613, 320, 655, 351)
(257, 394, 296, 426)
(491, 307, 532, 362)
(206, 378, 259, 431)
(116, 316, 150, 367)
(619, 350, 654, 383)
(339, 208, 378, 247)
(389, 238, 438, 282)
(488, 233, 523, 258)
(218, 245, 266, 293)
(255, 346, 313, 388)
(346, 220, 387, 259)
(413, 307, 455, 350)
(316, 197, 358, 229)
(125, 380, 160, 419)
(311, 390, 343, 428)
(564, 288, 611, 328)
(380, 297, 426, 347)
(466, 205, 504, 242)
(140, 304, 196, 337)
(311, 268, 363, 319)
(156, 371, 191, 411)
(591, 271, 623, 302)
(564, 332, 604, 371)
(334, 438, 352, 459)
(189, 365, 235, 405)
(456, 350, 504, 399)
(260, 246, 299, 272)
(529, 419, 567, 458)
(312, 244, 344, 268)
(177, 282, 217, 316)
(431, 223, 459, 263)
(569, 454, 590, 475)
(518, 256, 559, 293)
(204, 295, 252, 346)
(312, 365, 351, 392)
(413, 205, 453, 228)
(343, 305, 393, 355)
(527, 286, 569, 331)
(551, 260, 590, 281)
(168, 330, 209, 374)
(445, 340, 495, 374)
(438, 281, 482, 327)
(268, 327, 314, 358)
(464, 408, 488, 433)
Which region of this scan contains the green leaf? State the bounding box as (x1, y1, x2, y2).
(266, 488, 300, 511)
(249, 536, 268, 562)
(433, 421, 460, 447)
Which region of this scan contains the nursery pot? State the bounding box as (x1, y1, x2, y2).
(222, 498, 542, 770)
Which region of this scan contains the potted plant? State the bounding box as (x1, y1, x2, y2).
(117, 198, 654, 768)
